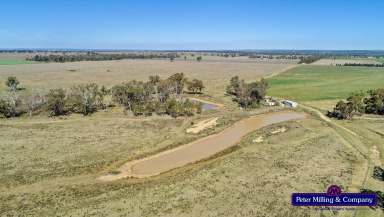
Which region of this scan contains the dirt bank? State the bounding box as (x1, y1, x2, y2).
(99, 110, 305, 181)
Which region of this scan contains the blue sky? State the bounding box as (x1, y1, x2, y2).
(1, 0, 383, 50)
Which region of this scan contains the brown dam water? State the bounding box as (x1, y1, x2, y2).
(99, 111, 306, 181)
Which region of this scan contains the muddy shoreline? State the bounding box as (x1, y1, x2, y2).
(99, 110, 306, 181)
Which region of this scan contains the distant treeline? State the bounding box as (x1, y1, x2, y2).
(248, 54, 301, 59)
(337, 63, 384, 67)
(27, 52, 180, 63)
(4, 49, 384, 57)
(298, 56, 323, 64)
(0, 73, 204, 118)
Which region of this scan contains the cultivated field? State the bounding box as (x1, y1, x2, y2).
(267, 65, 384, 106)
(0, 53, 33, 65)
(0, 53, 30, 60)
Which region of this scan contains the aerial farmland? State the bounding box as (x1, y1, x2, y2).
(1, 1, 384, 217)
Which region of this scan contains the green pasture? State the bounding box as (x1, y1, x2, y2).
(267, 65, 384, 102)
(0, 59, 33, 65)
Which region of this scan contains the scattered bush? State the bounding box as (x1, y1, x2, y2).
(5, 76, 20, 91)
(373, 166, 384, 181)
(0, 92, 22, 117)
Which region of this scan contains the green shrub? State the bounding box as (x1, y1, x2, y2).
(46, 88, 67, 116)
(0, 93, 22, 118)
(5, 76, 19, 91)
(68, 83, 103, 115)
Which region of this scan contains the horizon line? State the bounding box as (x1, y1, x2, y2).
(1, 48, 384, 52)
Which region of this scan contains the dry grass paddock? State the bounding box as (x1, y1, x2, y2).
(0, 59, 295, 97)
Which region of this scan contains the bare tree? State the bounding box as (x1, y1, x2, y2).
(27, 90, 46, 117)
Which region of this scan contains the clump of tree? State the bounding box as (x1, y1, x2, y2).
(346, 91, 365, 113)
(168, 73, 187, 95)
(165, 98, 202, 118)
(328, 89, 384, 119)
(298, 56, 322, 64)
(111, 74, 202, 117)
(196, 56, 202, 62)
(111, 80, 154, 115)
(67, 83, 106, 115)
(327, 100, 354, 120)
(364, 89, 384, 115)
(0, 92, 22, 118)
(226, 76, 268, 108)
(186, 79, 204, 94)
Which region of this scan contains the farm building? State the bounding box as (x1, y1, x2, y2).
(263, 97, 278, 106)
(281, 100, 298, 108)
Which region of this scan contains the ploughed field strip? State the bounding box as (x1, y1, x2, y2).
(99, 111, 306, 181)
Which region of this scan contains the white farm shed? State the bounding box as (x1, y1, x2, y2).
(281, 100, 298, 108)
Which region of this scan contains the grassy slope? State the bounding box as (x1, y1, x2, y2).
(0, 108, 242, 188)
(0, 117, 362, 217)
(267, 65, 384, 102)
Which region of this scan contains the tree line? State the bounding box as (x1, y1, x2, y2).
(249, 55, 304, 60)
(298, 56, 323, 64)
(27, 52, 180, 63)
(0, 74, 205, 118)
(327, 89, 384, 119)
(226, 76, 268, 108)
(337, 63, 384, 67)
